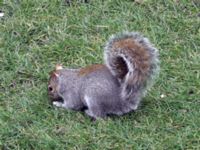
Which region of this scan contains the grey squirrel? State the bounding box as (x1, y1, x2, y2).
(48, 32, 159, 119)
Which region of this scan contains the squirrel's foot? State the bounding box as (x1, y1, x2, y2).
(85, 109, 94, 118)
(85, 109, 106, 119)
(132, 104, 139, 110)
(85, 110, 96, 121)
(53, 101, 64, 107)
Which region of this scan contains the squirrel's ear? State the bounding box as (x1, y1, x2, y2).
(53, 72, 59, 77)
(56, 64, 63, 70)
(49, 71, 60, 77)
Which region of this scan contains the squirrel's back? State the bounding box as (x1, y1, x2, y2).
(104, 32, 159, 102)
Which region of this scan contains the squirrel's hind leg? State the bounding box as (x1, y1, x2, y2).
(84, 95, 107, 119)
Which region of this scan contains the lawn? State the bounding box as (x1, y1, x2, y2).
(0, 0, 199, 149)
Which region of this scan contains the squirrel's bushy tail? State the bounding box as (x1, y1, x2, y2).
(104, 32, 159, 101)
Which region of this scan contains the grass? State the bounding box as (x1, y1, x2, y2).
(0, 0, 199, 149)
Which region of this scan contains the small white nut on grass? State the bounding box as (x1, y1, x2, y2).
(135, 0, 143, 3)
(56, 64, 63, 70)
(160, 94, 166, 98)
(0, 12, 4, 17)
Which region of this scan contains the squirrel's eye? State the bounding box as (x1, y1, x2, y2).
(48, 86, 53, 92)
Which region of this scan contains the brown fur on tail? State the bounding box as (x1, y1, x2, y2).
(104, 32, 159, 100)
(112, 38, 151, 83)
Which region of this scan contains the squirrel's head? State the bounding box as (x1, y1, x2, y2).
(48, 64, 63, 103)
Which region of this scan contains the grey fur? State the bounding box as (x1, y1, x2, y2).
(49, 32, 160, 119)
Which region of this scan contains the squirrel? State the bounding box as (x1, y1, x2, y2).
(48, 32, 159, 119)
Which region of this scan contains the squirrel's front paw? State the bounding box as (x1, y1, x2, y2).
(53, 101, 64, 107)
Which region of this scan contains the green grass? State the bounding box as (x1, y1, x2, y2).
(0, 0, 200, 149)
